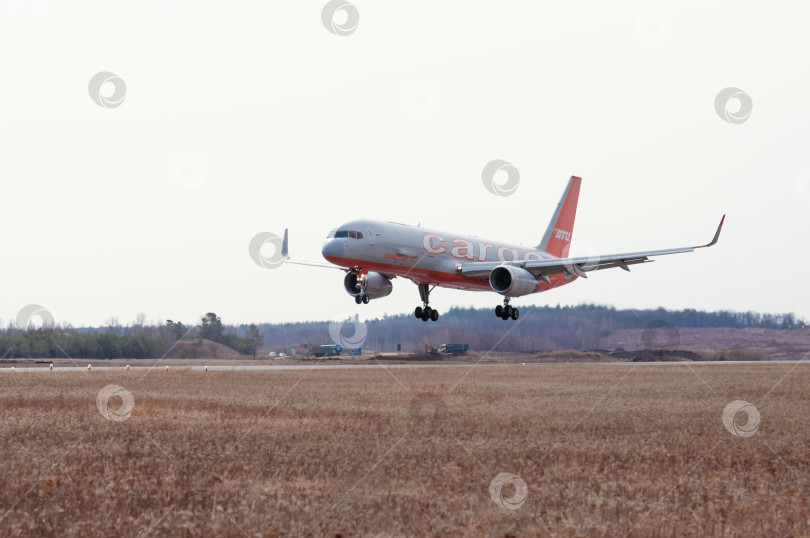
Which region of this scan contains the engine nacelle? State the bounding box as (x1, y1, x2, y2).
(344, 272, 393, 300)
(489, 265, 539, 297)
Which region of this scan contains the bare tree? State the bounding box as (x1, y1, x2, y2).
(105, 316, 120, 333)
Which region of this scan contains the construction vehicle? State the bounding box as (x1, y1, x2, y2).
(314, 344, 342, 357)
(425, 342, 470, 357)
(440, 343, 470, 354)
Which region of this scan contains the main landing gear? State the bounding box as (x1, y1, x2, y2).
(495, 299, 519, 321)
(414, 283, 439, 322)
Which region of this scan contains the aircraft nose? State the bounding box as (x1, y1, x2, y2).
(322, 239, 344, 259)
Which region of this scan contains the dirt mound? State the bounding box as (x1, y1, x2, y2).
(163, 339, 249, 360)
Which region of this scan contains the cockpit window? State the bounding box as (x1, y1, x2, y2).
(327, 229, 337, 239)
(333, 229, 363, 239)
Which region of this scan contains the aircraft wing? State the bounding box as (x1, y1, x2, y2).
(459, 215, 725, 280)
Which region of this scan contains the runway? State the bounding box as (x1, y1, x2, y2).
(1, 359, 807, 372)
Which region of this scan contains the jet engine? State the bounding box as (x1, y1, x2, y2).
(344, 272, 393, 299)
(488, 265, 539, 297)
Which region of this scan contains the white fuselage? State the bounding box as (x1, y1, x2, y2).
(321, 219, 563, 292)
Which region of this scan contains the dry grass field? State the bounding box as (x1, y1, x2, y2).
(2, 363, 810, 537)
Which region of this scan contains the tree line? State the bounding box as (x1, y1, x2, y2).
(238, 304, 807, 354)
(0, 330, 165, 360)
(1, 305, 804, 358)
(0, 312, 263, 359)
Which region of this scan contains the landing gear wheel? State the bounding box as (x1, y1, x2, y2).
(355, 295, 362, 304)
(495, 305, 503, 317)
(416, 283, 440, 323)
(501, 311, 510, 320)
(362, 295, 370, 304)
(511, 308, 519, 320)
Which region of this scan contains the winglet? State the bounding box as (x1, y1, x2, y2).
(700, 215, 725, 248)
(281, 228, 289, 258)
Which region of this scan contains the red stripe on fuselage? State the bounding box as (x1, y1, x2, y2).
(323, 255, 576, 293)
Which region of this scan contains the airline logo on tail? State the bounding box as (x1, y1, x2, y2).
(553, 228, 571, 242)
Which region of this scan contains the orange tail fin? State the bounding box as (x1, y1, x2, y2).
(536, 176, 581, 258)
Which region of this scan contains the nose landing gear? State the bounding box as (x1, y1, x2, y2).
(352, 270, 371, 305)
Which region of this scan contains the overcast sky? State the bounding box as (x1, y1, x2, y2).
(1, 1, 808, 328)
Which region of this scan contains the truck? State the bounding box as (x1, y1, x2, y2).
(439, 343, 470, 355)
(314, 344, 342, 357)
(425, 342, 470, 357)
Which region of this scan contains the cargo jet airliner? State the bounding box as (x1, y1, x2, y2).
(282, 176, 724, 322)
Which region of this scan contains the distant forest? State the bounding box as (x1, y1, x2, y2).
(0, 305, 805, 359)
(0, 312, 258, 360)
(236, 304, 807, 354)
